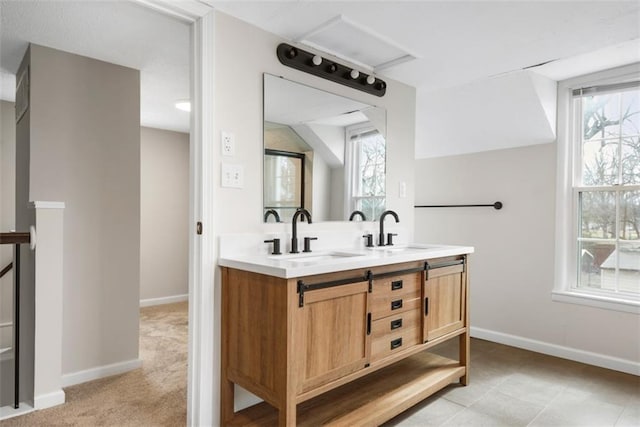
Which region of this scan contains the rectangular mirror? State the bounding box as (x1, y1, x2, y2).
(263, 74, 387, 222)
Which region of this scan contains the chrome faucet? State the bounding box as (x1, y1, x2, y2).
(290, 208, 312, 253)
(349, 210, 367, 221)
(264, 209, 281, 223)
(378, 210, 399, 246)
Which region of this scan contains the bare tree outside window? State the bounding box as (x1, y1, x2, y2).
(352, 130, 386, 220)
(577, 87, 640, 294)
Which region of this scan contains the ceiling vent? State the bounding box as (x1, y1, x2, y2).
(295, 15, 418, 72)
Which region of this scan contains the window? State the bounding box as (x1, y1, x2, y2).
(555, 64, 640, 313)
(346, 126, 386, 220)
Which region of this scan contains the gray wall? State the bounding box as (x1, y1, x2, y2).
(0, 101, 15, 338)
(0, 100, 18, 406)
(414, 143, 640, 364)
(24, 44, 141, 376)
(12, 47, 35, 406)
(140, 126, 188, 302)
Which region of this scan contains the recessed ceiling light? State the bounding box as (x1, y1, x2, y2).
(175, 100, 191, 112)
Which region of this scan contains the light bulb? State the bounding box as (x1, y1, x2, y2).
(350, 69, 360, 79)
(366, 75, 375, 85)
(312, 55, 322, 66)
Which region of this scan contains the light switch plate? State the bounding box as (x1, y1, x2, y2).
(221, 163, 243, 188)
(221, 131, 235, 156)
(399, 181, 407, 198)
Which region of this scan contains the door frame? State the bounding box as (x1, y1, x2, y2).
(131, 2, 217, 425)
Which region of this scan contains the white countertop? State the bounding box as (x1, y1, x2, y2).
(218, 243, 474, 279)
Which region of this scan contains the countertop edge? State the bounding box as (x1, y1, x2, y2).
(219, 245, 474, 279)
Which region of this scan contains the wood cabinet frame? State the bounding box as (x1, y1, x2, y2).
(221, 255, 470, 426)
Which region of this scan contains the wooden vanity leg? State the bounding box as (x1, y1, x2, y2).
(221, 378, 235, 425)
(278, 400, 296, 427)
(459, 331, 470, 386)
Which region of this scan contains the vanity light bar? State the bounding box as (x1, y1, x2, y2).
(276, 43, 387, 97)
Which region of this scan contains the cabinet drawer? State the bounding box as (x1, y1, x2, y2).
(371, 309, 421, 340)
(371, 312, 422, 362)
(372, 272, 421, 298)
(371, 293, 421, 320)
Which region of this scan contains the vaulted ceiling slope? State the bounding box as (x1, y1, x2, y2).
(212, 1, 639, 157)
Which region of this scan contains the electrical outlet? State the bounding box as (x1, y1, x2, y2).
(221, 163, 244, 188)
(221, 131, 235, 156)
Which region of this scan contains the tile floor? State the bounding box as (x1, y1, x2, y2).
(384, 339, 639, 427)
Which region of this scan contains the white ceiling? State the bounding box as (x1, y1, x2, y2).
(0, 0, 191, 133)
(1, 1, 639, 138)
(212, 1, 640, 91)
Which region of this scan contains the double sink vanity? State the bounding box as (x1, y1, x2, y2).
(219, 71, 473, 425)
(219, 227, 474, 426)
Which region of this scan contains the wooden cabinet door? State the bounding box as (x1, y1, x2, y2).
(423, 257, 467, 342)
(295, 281, 370, 394)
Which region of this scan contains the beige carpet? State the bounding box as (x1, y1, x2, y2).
(2, 302, 188, 426)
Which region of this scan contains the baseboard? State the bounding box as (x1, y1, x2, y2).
(0, 403, 34, 421)
(470, 326, 640, 376)
(140, 293, 188, 307)
(34, 389, 65, 410)
(62, 358, 142, 387)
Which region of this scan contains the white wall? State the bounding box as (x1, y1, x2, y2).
(212, 11, 416, 411)
(414, 144, 640, 368)
(213, 12, 416, 236)
(311, 151, 331, 222)
(23, 44, 141, 378)
(415, 70, 556, 159)
(140, 126, 189, 303)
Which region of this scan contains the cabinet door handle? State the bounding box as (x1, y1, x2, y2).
(425, 297, 429, 316)
(390, 318, 403, 330)
(367, 313, 372, 335)
(390, 338, 403, 350)
(391, 280, 403, 290)
(391, 299, 403, 310)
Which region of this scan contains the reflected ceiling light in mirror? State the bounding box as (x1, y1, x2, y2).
(277, 43, 386, 97)
(175, 100, 191, 112)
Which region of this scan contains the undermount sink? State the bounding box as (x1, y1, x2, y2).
(269, 251, 364, 264)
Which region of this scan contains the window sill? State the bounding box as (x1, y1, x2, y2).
(552, 290, 640, 314)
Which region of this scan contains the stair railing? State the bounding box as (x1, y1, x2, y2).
(0, 232, 31, 409)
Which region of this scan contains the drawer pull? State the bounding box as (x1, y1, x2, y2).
(391, 299, 403, 310)
(390, 338, 403, 350)
(390, 318, 403, 330)
(391, 280, 403, 291)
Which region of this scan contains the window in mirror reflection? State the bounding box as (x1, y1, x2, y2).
(264, 149, 305, 223)
(347, 126, 386, 220)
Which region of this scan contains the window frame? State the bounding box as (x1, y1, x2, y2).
(344, 123, 386, 219)
(553, 63, 640, 314)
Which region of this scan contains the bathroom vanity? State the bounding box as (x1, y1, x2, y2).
(219, 243, 473, 426)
